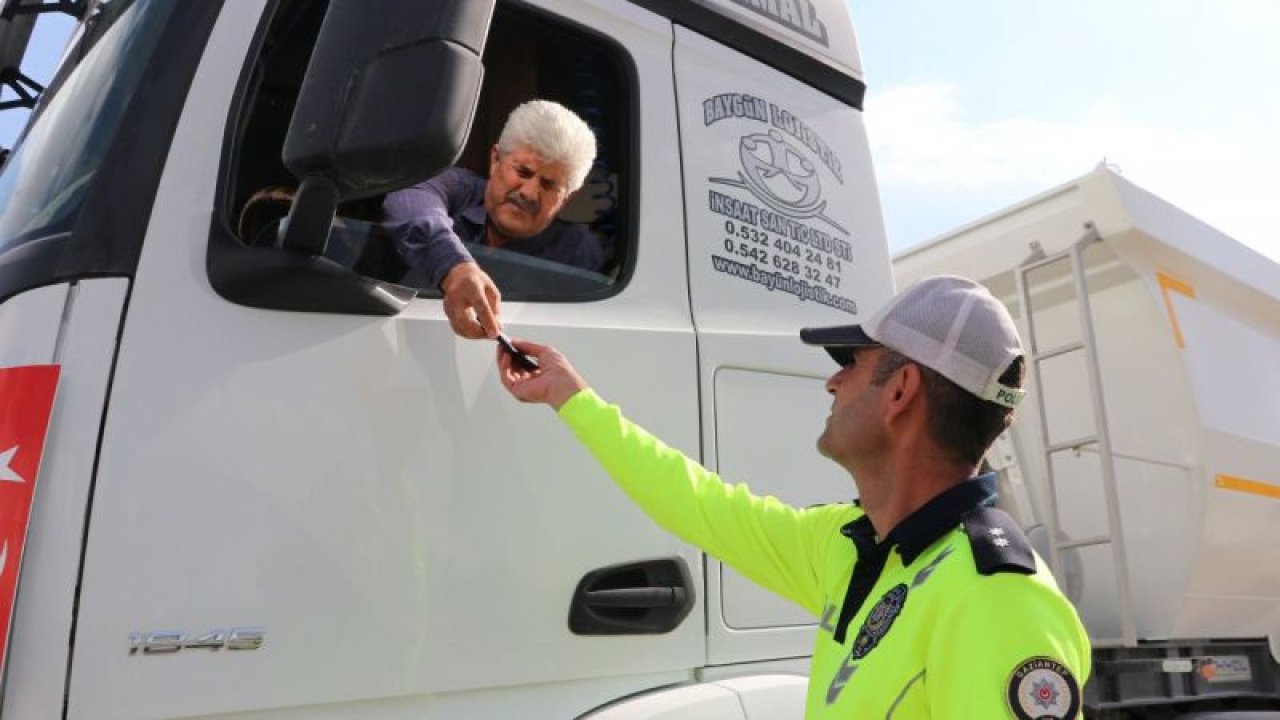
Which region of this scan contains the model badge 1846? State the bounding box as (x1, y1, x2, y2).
(129, 627, 265, 655)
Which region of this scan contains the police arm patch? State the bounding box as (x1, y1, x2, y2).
(1006, 656, 1080, 719)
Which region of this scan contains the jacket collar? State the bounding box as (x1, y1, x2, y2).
(459, 200, 489, 227)
(842, 473, 998, 565)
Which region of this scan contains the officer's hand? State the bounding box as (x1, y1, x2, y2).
(497, 339, 587, 410)
(441, 262, 502, 339)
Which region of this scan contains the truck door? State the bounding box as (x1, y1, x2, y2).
(63, 2, 706, 718)
(672, 15, 895, 666)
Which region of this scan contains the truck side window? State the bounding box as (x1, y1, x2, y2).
(227, 0, 633, 303)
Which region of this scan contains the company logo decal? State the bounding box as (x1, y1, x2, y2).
(1006, 656, 1080, 719)
(719, 129, 846, 233)
(701, 92, 859, 315)
(728, 0, 829, 47)
(705, 93, 843, 190)
(0, 364, 61, 679)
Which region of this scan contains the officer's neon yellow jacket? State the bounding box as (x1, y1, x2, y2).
(560, 389, 1091, 719)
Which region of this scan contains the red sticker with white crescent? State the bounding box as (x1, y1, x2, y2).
(0, 364, 61, 677)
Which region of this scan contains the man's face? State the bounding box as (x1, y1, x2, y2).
(484, 144, 573, 240)
(817, 347, 890, 468)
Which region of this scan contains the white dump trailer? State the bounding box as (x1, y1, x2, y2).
(895, 168, 1280, 717)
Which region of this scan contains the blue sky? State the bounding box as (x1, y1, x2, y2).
(853, 0, 1280, 262)
(0, 13, 71, 146)
(4, 4, 1277, 263)
(0, 11, 70, 152)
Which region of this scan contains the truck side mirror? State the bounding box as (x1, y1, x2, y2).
(280, 0, 493, 255)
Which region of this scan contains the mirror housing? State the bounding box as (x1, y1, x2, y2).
(282, 0, 492, 202)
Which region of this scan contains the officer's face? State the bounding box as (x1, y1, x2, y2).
(818, 347, 890, 468)
(485, 144, 573, 240)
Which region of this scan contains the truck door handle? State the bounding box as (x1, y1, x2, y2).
(569, 558, 695, 635)
(585, 586, 687, 609)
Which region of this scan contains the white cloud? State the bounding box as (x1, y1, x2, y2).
(867, 84, 1280, 262)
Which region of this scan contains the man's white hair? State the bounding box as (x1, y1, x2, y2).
(497, 99, 597, 192)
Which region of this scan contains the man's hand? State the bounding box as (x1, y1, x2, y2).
(441, 262, 502, 339)
(497, 339, 587, 410)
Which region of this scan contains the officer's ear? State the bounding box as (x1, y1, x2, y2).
(884, 361, 923, 423)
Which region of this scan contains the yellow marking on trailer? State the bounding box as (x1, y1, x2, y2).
(1215, 474, 1280, 500)
(1157, 271, 1196, 349)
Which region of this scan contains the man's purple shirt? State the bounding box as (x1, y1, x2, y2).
(382, 167, 604, 289)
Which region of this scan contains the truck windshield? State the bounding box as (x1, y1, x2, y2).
(0, 0, 175, 254)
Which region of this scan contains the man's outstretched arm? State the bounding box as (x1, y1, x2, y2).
(383, 169, 502, 338)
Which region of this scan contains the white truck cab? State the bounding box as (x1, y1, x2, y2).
(0, 1, 893, 717)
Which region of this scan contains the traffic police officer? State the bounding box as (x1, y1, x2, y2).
(498, 275, 1091, 718)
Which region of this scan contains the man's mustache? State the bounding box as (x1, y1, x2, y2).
(504, 191, 540, 215)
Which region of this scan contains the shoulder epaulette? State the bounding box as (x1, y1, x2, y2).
(961, 506, 1035, 576)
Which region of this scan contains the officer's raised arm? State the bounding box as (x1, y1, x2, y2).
(492, 277, 1090, 719)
